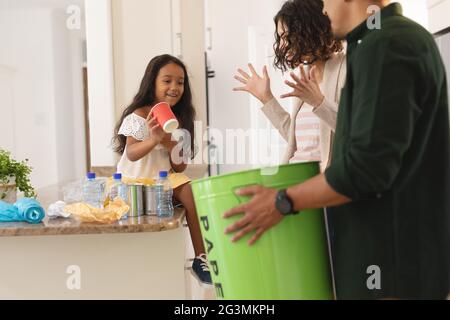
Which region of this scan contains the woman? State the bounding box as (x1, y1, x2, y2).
(233, 0, 346, 171)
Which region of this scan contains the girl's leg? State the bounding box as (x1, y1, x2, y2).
(173, 183, 206, 257)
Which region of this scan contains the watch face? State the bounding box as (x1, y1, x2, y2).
(279, 201, 291, 214)
(276, 191, 293, 215)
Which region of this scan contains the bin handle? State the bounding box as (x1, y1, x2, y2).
(231, 182, 261, 205)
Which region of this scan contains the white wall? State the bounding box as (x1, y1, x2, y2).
(426, 0, 450, 33)
(396, 0, 429, 28)
(0, 66, 16, 153)
(85, 0, 116, 167)
(0, 7, 86, 189)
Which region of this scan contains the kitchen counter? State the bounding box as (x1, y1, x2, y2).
(0, 208, 185, 237)
(0, 182, 189, 299)
(2, 172, 212, 300)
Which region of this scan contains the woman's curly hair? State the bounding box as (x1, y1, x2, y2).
(273, 0, 343, 71)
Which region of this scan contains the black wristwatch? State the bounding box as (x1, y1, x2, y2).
(275, 189, 297, 216)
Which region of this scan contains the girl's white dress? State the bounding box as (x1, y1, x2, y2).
(117, 113, 172, 180)
(116, 113, 192, 190)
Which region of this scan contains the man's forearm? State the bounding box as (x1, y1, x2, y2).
(286, 173, 351, 211)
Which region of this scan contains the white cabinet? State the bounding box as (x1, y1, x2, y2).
(111, 0, 207, 167)
(86, 0, 117, 167)
(111, 0, 178, 117)
(111, 0, 200, 112)
(428, 0, 450, 33)
(204, 0, 212, 51)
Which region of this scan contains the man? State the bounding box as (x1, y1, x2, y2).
(223, 1, 450, 299)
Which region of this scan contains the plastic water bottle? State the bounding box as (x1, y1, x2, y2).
(109, 173, 129, 220)
(155, 171, 174, 218)
(109, 173, 128, 201)
(82, 172, 104, 208)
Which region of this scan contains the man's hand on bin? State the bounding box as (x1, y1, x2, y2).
(223, 185, 283, 246)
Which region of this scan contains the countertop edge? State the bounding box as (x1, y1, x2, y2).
(0, 210, 185, 238)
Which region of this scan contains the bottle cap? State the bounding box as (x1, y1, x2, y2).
(159, 171, 168, 178)
(87, 172, 96, 179)
(113, 173, 122, 180)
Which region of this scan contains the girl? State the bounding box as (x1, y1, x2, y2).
(234, 0, 347, 172)
(113, 54, 211, 285)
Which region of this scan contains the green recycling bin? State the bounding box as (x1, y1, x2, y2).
(191, 162, 333, 300)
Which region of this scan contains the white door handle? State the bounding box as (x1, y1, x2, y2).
(206, 27, 212, 50)
(176, 32, 183, 59)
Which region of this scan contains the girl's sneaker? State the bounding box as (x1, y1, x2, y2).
(191, 253, 212, 285)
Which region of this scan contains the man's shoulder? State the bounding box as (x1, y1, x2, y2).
(354, 16, 434, 61)
(368, 15, 432, 48)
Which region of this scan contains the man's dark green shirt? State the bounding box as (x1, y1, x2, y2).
(325, 3, 450, 299)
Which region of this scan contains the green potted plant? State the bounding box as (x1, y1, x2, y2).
(0, 149, 36, 203)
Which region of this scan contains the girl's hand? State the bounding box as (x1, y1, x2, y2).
(161, 133, 173, 144)
(233, 64, 274, 104)
(161, 133, 176, 150)
(281, 65, 325, 108)
(146, 114, 166, 143)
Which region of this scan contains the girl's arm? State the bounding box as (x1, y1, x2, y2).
(126, 136, 160, 162)
(126, 116, 166, 162)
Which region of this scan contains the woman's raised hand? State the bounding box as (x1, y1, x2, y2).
(281, 65, 325, 108)
(146, 113, 166, 144)
(233, 64, 274, 104)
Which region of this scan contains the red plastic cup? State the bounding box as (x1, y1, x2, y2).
(150, 102, 179, 133)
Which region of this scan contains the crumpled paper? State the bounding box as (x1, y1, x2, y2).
(64, 198, 130, 224)
(122, 177, 155, 186)
(48, 201, 71, 218)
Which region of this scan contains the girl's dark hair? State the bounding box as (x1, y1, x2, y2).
(273, 0, 343, 71)
(113, 54, 196, 158)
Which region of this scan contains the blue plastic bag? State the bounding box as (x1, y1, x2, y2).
(14, 198, 45, 224)
(0, 201, 20, 222)
(0, 198, 45, 224)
